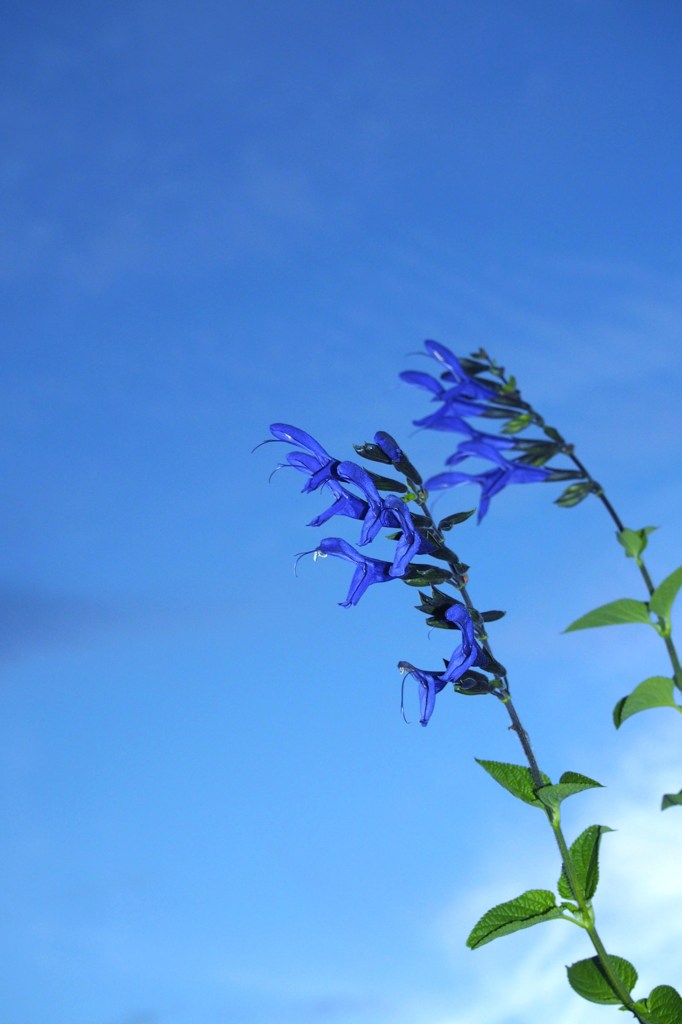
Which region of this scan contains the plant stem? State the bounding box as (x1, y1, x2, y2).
(412, 462, 653, 1021)
(415, 474, 650, 1018)
(502, 696, 653, 1024)
(564, 450, 682, 693)
(487, 356, 682, 693)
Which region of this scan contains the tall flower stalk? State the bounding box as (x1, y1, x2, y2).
(401, 341, 682, 810)
(262, 415, 681, 1021)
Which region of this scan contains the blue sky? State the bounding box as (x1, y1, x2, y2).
(2, 3, 682, 1023)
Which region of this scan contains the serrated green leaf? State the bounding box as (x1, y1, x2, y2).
(559, 771, 601, 787)
(557, 825, 612, 901)
(537, 772, 602, 811)
(438, 509, 476, 531)
(476, 759, 551, 807)
(567, 955, 637, 1005)
(645, 984, 682, 1024)
(661, 789, 682, 811)
(613, 677, 680, 728)
(466, 889, 565, 949)
(554, 481, 593, 508)
(650, 565, 682, 625)
(564, 598, 652, 632)
(617, 526, 657, 563)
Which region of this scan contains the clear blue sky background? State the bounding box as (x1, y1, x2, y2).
(2, 3, 682, 1023)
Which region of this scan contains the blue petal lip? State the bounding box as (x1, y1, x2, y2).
(316, 537, 395, 606)
(269, 423, 333, 462)
(373, 431, 403, 461)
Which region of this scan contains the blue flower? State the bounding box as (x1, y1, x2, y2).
(306, 479, 370, 529)
(426, 455, 551, 522)
(334, 461, 384, 545)
(400, 341, 499, 409)
(440, 603, 480, 678)
(422, 340, 500, 402)
(311, 537, 396, 607)
(379, 495, 423, 576)
(373, 430, 404, 462)
(269, 423, 428, 579)
(412, 401, 491, 432)
(270, 423, 338, 493)
(443, 436, 516, 467)
(398, 662, 449, 726)
(398, 603, 490, 725)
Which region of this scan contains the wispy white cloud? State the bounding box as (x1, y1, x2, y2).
(429, 719, 682, 1023)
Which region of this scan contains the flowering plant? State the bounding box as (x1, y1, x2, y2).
(263, 342, 682, 1022)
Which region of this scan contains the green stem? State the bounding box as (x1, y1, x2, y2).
(503, 697, 653, 1024)
(564, 450, 682, 693)
(486, 355, 682, 693)
(410, 463, 652, 1020)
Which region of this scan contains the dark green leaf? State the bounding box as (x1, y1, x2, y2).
(514, 442, 560, 467)
(479, 406, 516, 419)
(557, 825, 612, 901)
(455, 670, 497, 695)
(537, 772, 602, 812)
(544, 426, 563, 443)
(425, 616, 454, 630)
(415, 586, 457, 614)
(554, 481, 593, 507)
(650, 565, 682, 624)
(476, 759, 550, 807)
(395, 456, 423, 486)
(366, 471, 407, 493)
(567, 955, 637, 1005)
(661, 789, 682, 811)
(428, 543, 461, 563)
(480, 609, 506, 622)
(466, 890, 565, 949)
(645, 984, 682, 1023)
(613, 677, 680, 728)
(402, 564, 452, 587)
(547, 469, 585, 482)
(459, 356, 494, 377)
(353, 442, 392, 464)
(438, 509, 476, 531)
(564, 598, 652, 632)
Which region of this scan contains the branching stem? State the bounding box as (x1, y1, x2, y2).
(503, 697, 654, 1024)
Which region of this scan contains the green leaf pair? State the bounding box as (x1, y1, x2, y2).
(564, 563, 682, 640)
(557, 824, 612, 902)
(635, 984, 682, 1024)
(476, 759, 601, 812)
(568, 962, 682, 1021)
(467, 825, 611, 950)
(617, 525, 657, 566)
